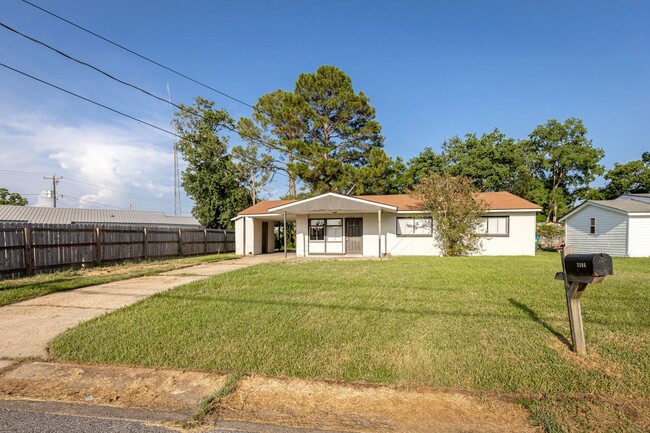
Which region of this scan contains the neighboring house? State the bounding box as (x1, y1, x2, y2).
(233, 192, 541, 257)
(560, 195, 650, 257)
(0, 205, 200, 227)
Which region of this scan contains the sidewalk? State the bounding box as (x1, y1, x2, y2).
(0, 254, 285, 360)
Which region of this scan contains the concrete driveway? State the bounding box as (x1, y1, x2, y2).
(0, 254, 285, 360)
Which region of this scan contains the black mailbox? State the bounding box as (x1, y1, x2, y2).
(564, 253, 613, 276)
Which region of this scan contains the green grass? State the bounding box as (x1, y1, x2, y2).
(0, 253, 238, 307)
(51, 252, 650, 432)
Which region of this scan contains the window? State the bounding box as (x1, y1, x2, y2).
(590, 218, 596, 234)
(309, 218, 343, 254)
(309, 219, 325, 241)
(397, 216, 433, 236)
(480, 216, 509, 236)
(326, 219, 343, 241)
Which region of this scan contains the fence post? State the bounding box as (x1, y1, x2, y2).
(23, 226, 34, 276)
(223, 229, 227, 253)
(178, 228, 183, 256)
(94, 227, 102, 264)
(143, 227, 149, 260)
(204, 228, 208, 254)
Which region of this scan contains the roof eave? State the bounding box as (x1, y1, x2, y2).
(268, 192, 398, 213)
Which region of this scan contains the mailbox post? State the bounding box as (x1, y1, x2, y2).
(555, 248, 613, 355)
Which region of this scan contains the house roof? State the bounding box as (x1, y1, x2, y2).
(0, 205, 201, 226)
(586, 200, 650, 213)
(237, 192, 541, 216)
(237, 199, 298, 216)
(560, 199, 650, 221)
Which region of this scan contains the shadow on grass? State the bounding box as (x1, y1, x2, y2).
(509, 298, 571, 349)
(164, 293, 521, 320)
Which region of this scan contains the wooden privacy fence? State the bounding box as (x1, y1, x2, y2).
(0, 223, 235, 280)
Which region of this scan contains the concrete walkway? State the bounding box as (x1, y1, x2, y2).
(0, 254, 285, 360)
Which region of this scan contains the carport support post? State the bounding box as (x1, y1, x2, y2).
(283, 211, 287, 259)
(377, 209, 382, 259)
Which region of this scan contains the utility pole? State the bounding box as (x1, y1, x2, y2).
(43, 174, 63, 208)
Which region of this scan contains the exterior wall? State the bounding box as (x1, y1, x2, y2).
(234, 217, 259, 255)
(296, 213, 383, 257)
(295, 215, 308, 256)
(565, 205, 628, 257)
(480, 212, 537, 256)
(627, 216, 650, 257)
(235, 218, 244, 255)
(383, 213, 439, 256)
(294, 211, 537, 257)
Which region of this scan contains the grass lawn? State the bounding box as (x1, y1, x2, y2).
(0, 253, 238, 307)
(51, 252, 650, 432)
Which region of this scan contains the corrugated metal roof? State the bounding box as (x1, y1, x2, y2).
(0, 205, 201, 226)
(238, 192, 541, 215)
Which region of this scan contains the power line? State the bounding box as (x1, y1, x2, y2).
(0, 62, 292, 188)
(0, 62, 180, 137)
(0, 170, 171, 203)
(20, 0, 259, 112)
(0, 21, 294, 158)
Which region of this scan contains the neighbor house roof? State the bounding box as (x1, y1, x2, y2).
(560, 199, 650, 221)
(0, 205, 201, 226)
(237, 192, 541, 216)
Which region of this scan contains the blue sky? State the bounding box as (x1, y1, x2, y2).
(1, 0, 648, 214)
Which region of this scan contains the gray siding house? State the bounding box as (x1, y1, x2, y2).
(560, 194, 650, 257)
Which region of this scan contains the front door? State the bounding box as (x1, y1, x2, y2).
(345, 218, 363, 255)
(261, 221, 269, 253)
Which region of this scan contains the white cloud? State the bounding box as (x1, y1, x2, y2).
(0, 107, 183, 213)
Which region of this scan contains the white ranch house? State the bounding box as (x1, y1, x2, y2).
(234, 192, 541, 257)
(560, 193, 650, 257)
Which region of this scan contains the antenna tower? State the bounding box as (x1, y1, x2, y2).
(167, 83, 181, 216)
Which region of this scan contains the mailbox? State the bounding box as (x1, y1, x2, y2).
(564, 253, 613, 277)
(556, 249, 614, 356)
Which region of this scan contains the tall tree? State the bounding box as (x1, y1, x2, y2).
(335, 148, 407, 195)
(443, 129, 538, 197)
(0, 188, 28, 206)
(601, 152, 650, 198)
(402, 147, 446, 187)
(232, 118, 274, 204)
(250, 66, 384, 195)
(526, 118, 604, 222)
(252, 89, 308, 196)
(411, 173, 488, 256)
(172, 97, 250, 228)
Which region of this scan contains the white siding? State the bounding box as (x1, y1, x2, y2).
(480, 212, 537, 256)
(565, 205, 628, 257)
(628, 216, 650, 257)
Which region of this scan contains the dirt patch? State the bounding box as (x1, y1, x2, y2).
(0, 362, 226, 414)
(217, 375, 541, 433)
(547, 338, 623, 379)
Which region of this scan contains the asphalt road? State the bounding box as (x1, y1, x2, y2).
(0, 401, 347, 433)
